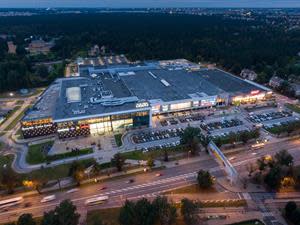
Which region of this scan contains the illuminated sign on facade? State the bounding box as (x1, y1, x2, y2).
(251, 90, 260, 95)
(136, 102, 149, 108)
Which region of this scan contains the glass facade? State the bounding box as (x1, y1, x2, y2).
(170, 102, 191, 111)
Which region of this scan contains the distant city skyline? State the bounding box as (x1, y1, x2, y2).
(1, 0, 300, 8)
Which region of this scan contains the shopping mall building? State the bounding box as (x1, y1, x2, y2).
(21, 56, 272, 139)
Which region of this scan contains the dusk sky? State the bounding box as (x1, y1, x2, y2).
(1, 0, 300, 8)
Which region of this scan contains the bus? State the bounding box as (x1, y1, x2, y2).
(85, 196, 109, 206)
(40, 195, 56, 203)
(0, 197, 24, 209)
(251, 142, 265, 149)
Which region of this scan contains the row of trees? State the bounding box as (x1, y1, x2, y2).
(213, 129, 260, 147)
(119, 197, 200, 225)
(266, 120, 300, 136)
(5, 200, 80, 225)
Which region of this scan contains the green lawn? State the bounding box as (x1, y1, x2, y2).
(0, 154, 95, 182)
(3, 105, 31, 131)
(164, 184, 217, 194)
(285, 103, 300, 114)
(121, 145, 188, 160)
(15, 100, 24, 105)
(26, 141, 54, 164)
(0, 105, 21, 125)
(0, 154, 14, 168)
(114, 133, 123, 147)
(26, 141, 93, 165)
(230, 219, 264, 225)
(24, 159, 95, 181)
(87, 207, 121, 225)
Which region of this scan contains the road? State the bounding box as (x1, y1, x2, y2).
(2, 136, 300, 223)
(0, 159, 223, 223)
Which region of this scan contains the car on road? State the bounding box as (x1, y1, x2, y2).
(66, 188, 79, 194)
(41, 195, 56, 203)
(99, 186, 107, 190)
(229, 157, 236, 161)
(156, 173, 162, 177)
(126, 179, 135, 183)
(23, 202, 32, 208)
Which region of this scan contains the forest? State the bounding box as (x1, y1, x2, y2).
(1, 13, 300, 92)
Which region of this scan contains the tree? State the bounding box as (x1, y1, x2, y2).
(240, 131, 249, 144)
(119, 198, 155, 225)
(197, 170, 213, 189)
(111, 153, 125, 172)
(41, 211, 58, 225)
(134, 198, 155, 225)
(55, 200, 80, 225)
(290, 208, 300, 225)
(0, 166, 19, 194)
(274, 150, 293, 167)
(41, 199, 80, 225)
(35, 65, 49, 78)
(163, 149, 169, 162)
(181, 198, 198, 225)
(17, 214, 36, 225)
(285, 201, 297, 219)
(68, 161, 85, 185)
(180, 127, 201, 155)
(189, 137, 200, 155)
(257, 157, 267, 173)
(89, 214, 105, 225)
(147, 157, 155, 168)
(264, 166, 282, 190)
(199, 135, 210, 152)
(119, 200, 136, 225)
(152, 196, 177, 225)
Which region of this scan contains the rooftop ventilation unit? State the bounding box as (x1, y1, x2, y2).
(148, 71, 157, 79)
(101, 90, 113, 99)
(160, 79, 171, 87)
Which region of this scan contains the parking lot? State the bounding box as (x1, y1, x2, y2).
(263, 117, 300, 129)
(132, 128, 184, 144)
(160, 113, 205, 127)
(248, 110, 293, 124)
(209, 127, 252, 139)
(200, 119, 243, 132)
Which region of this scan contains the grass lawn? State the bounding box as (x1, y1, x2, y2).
(199, 199, 247, 208)
(285, 103, 300, 114)
(26, 141, 93, 165)
(121, 146, 187, 160)
(0, 154, 14, 168)
(114, 133, 123, 147)
(15, 100, 24, 105)
(164, 184, 217, 194)
(3, 105, 31, 131)
(26, 141, 54, 164)
(87, 207, 121, 225)
(0, 105, 21, 125)
(87, 207, 187, 225)
(230, 219, 264, 225)
(0, 154, 95, 182)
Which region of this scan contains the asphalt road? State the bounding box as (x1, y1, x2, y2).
(2, 137, 300, 223)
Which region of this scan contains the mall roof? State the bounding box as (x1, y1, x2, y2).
(23, 59, 267, 122)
